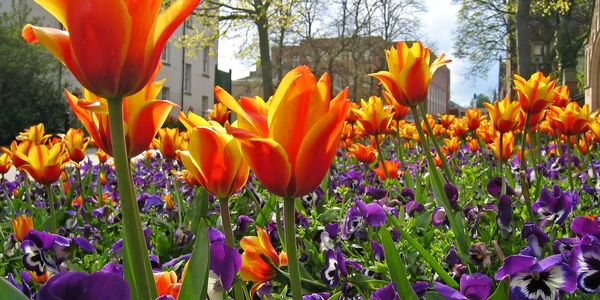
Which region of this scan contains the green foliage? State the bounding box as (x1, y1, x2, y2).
(0, 1, 67, 146)
(475, 93, 491, 107)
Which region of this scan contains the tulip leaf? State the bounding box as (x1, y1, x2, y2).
(178, 218, 209, 300)
(255, 193, 277, 227)
(487, 278, 509, 300)
(327, 291, 342, 300)
(379, 228, 418, 300)
(0, 277, 28, 300)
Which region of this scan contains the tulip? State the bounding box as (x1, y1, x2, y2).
(65, 68, 177, 158)
(16, 123, 52, 145)
(208, 102, 231, 125)
(347, 143, 377, 164)
(465, 109, 482, 131)
(550, 85, 571, 108)
(63, 128, 89, 163)
(22, 0, 202, 99)
(15, 142, 68, 185)
(178, 114, 249, 200)
(382, 92, 410, 121)
(95, 149, 110, 164)
(352, 96, 394, 136)
(154, 128, 185, 160)
(483, 97, 521, 133)
(153, 271, 181, 298)
(0, 152, 12, 174)
(373, 160, 400, 180)
(346, 102, 362, 124)
(490, 132, 514, 161)
(477, 121, 497, 144)
(548, 102, 590, 136)
(444, 137, 460, 154)
(369, 41, 450, 106)
(513, 71, 557, 116)
(12, 215, 33, 242)
(439, 114, 456, 128)
(467, 137, 480, 152)
(240, 227, 287, 297)
(449, 120, 468, 138)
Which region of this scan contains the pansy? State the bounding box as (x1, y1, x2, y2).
(569, 242, 600, 293)
(532, 185, 576, 226)
(570, 216, 600, 238)
(22, 230, 72, 275)
(497, 195, 513, 238)
(432, 207, 448, 227)
(495, 254, 576, 299)
(207, 228, 242, 291)
(303, 292, 331, 300)
(320, 246, 348, 287)
(521, 222, 551, 258)
(434, 273, 492, 300)
(37, 271, 130, 300)
(371, 282, 401, 300)
(341, 199, 386, 240)
(486, 177, 516, 197)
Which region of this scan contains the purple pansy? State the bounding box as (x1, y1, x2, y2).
(435, 273, 492, 300)
(341, 200, 386, 240)
(569, 242, 600, 293)
(370, 240, 384, 262)
(406, 200, 425, 216)
(532, 185, 576, 226)
(365, 186, 387, 200)
(320, 246, 347, 287)
(432, 207, 447, 227)
(521, 222, 550, 258)
(497, 195, 513, 238)
(570, 216, 600, 238)
(445, 183, 459, 208)
(495, 255, 576, 299)
(487, 177, 516, 197)
(371, 282, 400, 300)
(207, 228, 242, 291)
(37, 271, 130, 300)
(303, 292, 331, 300)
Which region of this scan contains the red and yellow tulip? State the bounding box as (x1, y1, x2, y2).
(16, 123, 52, 145)
(208, 102, 231, 126)
(22, 0, 201, 98)
(217, 66, 350, 197)
(347, 143, 377, 164)
(548, 102, 590, 136)
(240, 227, 287, 296)
(465, 108, 482, 131)
(513, 71, 556, 116)
(373, 160, 400, 180)
(352, 96, 394, 135)
(15, 142, 69, 185)
(0, 152, 12, 174)
(153, 271, 180, 298)
(65, 68, 176, 158)
(12, 215, 33, 242)
(370, 41, 450, 107)
(444, 137, 460, 154)
(154, 128, 185, 160)
(467, 137, 480, 153)
(483, 97, 521, 133)
(490, 132, 514, 161)
(63, 128, 89, 163)
(178, 112, 250, 199)
(550, 85, 571, 108)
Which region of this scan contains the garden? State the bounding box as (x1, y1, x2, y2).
(1, 1, 600, 300)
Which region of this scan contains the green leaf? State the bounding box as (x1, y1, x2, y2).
(255, 194, 278, 227)
(379, 228, 418, 300)
(0, 277, 28, 300)
(349, 274, 388, 290)
(487, 278, 510, 300)
(178, 218, 210, 300)
(327, 292, 342, 300)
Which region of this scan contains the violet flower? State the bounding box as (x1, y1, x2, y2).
(371, 282, 400, 300)
(431, 207, 447, 227)
(486, 177, 516, 197)
(341, 200, 386, 240)
(303, 292, 331, 300)
(320, 246, 347, 287)
(532, 185, 576, 226)
(434, 273, 492, 300)
(37, 271, 130, 300)
(569, 242, 600, 293)
(497, 195, 513, 238)
(495, 255, 576, 299)
(207, 228, 241, 291)
(370, 240, 384, 262)
(521, 222, 550, 258)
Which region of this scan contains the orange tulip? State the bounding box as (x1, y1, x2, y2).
(476, 121, 497, 144)
(439, 114, 456, 128)
(15, 142, 68, 184)
(154, 128, 185, 160)
(178, 112, 249, 199)
(240, 227, 287, 296)
(382, 92, 411, 120)
(63, 128, 89, 163)
(518, 108, 546, 132)
(12, 215, 33, 242)
(373, 160, 400, 180)
(490, 132, 514, 160)
(548, 102, 590, 136)
(444, 137, 460, 154)
(163, 194, 175, 211)
(465, 108, 482, 131)
(449, 119, 468, 138)
(370, 41, 451, 106)
(0, 152, 12, 174)
(65, 68, 176, 158)
(513, 71, 556, 116)
(483, 97, 521, 133)
(467, 138, 480, 152)
(96, 148, 110, 164)
(22, 0, 201, 98)
(347, 143, 377, 164)
(550, 85, 571, 108)
(16, 123, 52, 145)
(578, 135, 592, 154)
(589, 118, 600, 141)
(352, 96, 394, 135)
(217, 66, 350, 197)
(153, 271, 180, 298)
(208, 102, 231, 125)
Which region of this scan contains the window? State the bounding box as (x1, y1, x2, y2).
(161, 86, 170, 100)
(161, 43, 170, 64)
(184, 63, 192, 94)
(202, 47, 210, 75)
(201, 96, 209, 117)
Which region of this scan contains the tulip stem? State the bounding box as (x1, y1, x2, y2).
(75, 166, 84, 197)
(566, 135, 574, 191)
(107, 98, 157, 300)
(45, 184, 56, 232)
(499, 132, 506, 196)
(519, 114, 535, 222)
(283, 196, 303, 300)
(374, 134, 390, 179)
(218, 197, 244, 300)
(417, 104, 454, 183)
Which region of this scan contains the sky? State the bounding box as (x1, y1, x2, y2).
(217, 0, 499, 107)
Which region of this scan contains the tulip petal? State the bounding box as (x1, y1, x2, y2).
(126, 100, 176, 157)
(293, 91, 349, 197)
(34, 0, 68, 27)
(179, 151, 207, 187)
(179, 111, 211, 130)
(65, 90, 112, 155)
(239, 138, 291, 197)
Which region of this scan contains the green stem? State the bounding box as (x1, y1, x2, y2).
(396, 122, 405, 163)
(107, 98, 157, 300)
(218, 198, 244, 300)
(566, 135, 574, 191)
(499, 132, 506, 196)
(75, 166, 84, 197)
(45, 184, 56, 232)
(283, 196, 302, 300)
(374, 134, 389, 179)
(519, 113, 535, 222)
(417, 104, 454, 182)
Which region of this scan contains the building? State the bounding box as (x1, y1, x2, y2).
(585, 0, 600, 110)
(2, 0, 217, 117)
(233, 37, 450, 116)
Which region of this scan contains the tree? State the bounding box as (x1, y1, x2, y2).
(475, 93, 491, 108)
(0, 1, 67, 145)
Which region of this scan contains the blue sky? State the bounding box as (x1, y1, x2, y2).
(217, 0, 499, 107)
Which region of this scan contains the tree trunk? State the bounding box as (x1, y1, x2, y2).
(515, 0, 532, 78)
(254, 0, 274, 99)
